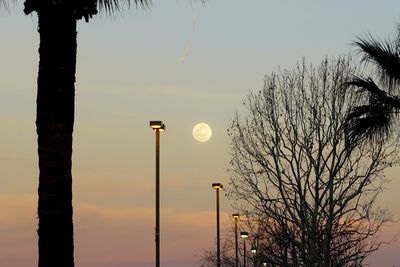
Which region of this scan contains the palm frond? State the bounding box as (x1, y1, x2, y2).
(345, 76, 400, 143)
(346, 105, 393, 144)
(98, 0, 150, 13)
(97, 0, 205, 13)
(354, 35, 400, 93)
(346, 76, 385, 98)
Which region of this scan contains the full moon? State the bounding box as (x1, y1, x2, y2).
(192, 123, 212, 142)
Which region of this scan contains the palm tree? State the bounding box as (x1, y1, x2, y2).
(346, 29, 400, 143)
(21, 1, 148, 266)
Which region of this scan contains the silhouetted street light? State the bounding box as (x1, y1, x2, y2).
(232, 213, 240, 267)
(150, 120, 165, 267)
(212, 183, 223, 267)
(241, 231, 249, 267)
(251, 247, 257, 267)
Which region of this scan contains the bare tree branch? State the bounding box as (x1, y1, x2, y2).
(226, 56, 399, 266)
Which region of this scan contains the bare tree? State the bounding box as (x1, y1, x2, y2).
(199, 221, 237, 267)
(227, 56, 399, 267)
(199, 242, 236, 267)
(199, 214, 294, 267)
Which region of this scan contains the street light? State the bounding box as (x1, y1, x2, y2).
(232, 213, 240, 267)
(212, 183, 223, 267)
(241, 231, 249, 267)
(251, 247, 257, 267)
(150, 120, 165, 267)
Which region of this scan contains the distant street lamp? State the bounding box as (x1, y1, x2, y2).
(232, 213, 240, 267)
(251, 247, 257, 267)
(241, 231, 249, 267)
(150, 121, 166, 267)
(212, 183, 223, 267)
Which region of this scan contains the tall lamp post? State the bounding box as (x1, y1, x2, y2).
(232, 213, 240, 267)
(241, 231, 249, 267)
(150, 121, 165, 267)
(212, 183, 223, 267)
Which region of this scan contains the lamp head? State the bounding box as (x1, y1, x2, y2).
(150, 121, 166, 131)
(232, 213, 240, 219)
(251, 247, 257, 254)
(212, 183, 223, 189)
(240, 231, 249, 238)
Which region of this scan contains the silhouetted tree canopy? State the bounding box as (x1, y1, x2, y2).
(226, 56, 399, 267)
(346, 24, 400, 143)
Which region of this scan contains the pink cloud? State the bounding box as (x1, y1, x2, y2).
(74, 202, 229, 267)
(0, 194, 37, 267)
(1, 193, 398, 266)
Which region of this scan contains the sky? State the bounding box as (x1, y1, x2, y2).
(1, 1, 400, 266)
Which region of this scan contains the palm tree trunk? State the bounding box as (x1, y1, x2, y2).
(36, 6, 76, 267)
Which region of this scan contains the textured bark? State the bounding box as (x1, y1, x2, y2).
(36, 7, 76, 267)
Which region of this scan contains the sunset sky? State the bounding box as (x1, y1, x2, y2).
(1, 1, 400, 266)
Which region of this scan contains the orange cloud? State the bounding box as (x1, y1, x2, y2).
(0, 193, 231, 267)
(0, 194, 37, 267)
(74, 202, 229, 267)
